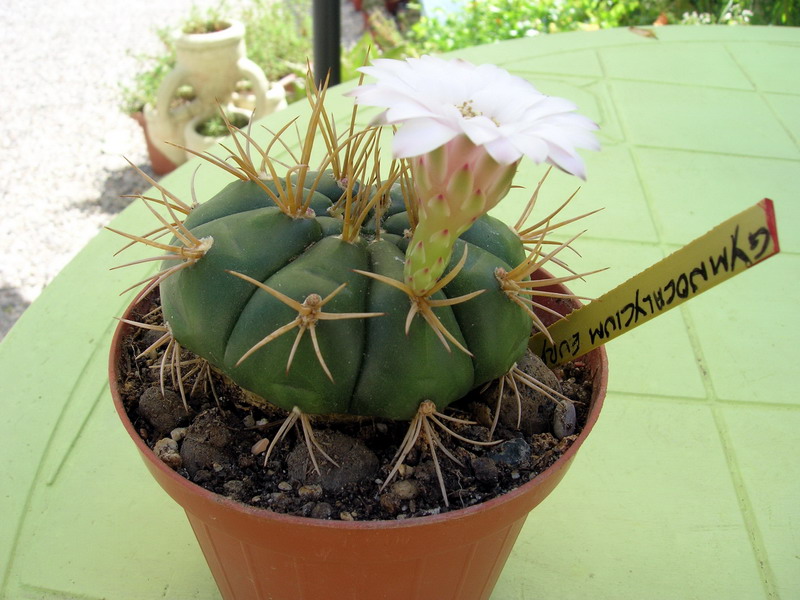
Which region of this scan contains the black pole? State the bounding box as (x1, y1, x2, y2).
(313, 0, 341, 88)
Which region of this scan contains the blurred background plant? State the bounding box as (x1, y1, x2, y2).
(240, 0, 312, 97)
(341, 9, 420, 81)
(120, 0, 798, 117)
(402, 0, 643, 52)
(401, 0, 797, 53)
(664, 0, 797, 25)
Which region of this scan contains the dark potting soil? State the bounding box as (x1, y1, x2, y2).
(115, 293, 594, 521)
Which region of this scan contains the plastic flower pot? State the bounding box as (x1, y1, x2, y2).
(130, 111, 177, 176)
(109, 273, 607, 600)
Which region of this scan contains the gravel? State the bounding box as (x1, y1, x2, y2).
(0, 0, 364, 340)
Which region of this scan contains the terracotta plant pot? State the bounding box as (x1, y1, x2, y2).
(109, 274, 608, 600)
(130, 111, 177, 176)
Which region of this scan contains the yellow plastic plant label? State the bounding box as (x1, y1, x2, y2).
(530, 199, 780, 367)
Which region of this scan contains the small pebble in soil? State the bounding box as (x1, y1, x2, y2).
(287, 430, 378, 491)
(180, 410, 234, 476)
(298, 484, 323, 500)
(223, 480, 246, 501)
(138, 387, 189, 435)
(391, 479, 420, 500)
(487, 437, 531, 466)
(153, 437, 182, 470)
(379, 492, 401, 515)
(471, 456, 499, 486)
(238, 455, 256, 469)
(251, 437, 270, 455)
(470, 402, 493, 428)
(491, 352, 567, 437)
(193, 470, 212, 484)
(553, 400, 577, 439)
(179, 441, 231, 476)
(311, 502, 334, 519)
(397, 464, 414, 478)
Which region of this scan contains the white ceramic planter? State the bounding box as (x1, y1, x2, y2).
(144, 19, 287, 165)
(184, 107, 252, 156)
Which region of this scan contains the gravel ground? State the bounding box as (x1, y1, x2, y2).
(0, 0, 364, 340)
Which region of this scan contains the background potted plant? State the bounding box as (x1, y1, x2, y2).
(108, 57, 601, 599)
(120, 1, 310, 174)
(143, 15, 284, 168)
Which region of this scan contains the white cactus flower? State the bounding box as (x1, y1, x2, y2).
(347, 55, 599, 179)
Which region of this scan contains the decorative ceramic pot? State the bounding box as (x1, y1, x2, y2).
(143, 19, 285, 167)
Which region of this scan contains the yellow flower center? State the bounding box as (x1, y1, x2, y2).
(456, 100, 481, 119)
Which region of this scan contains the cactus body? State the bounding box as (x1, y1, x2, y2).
(160, 172, 530, 420)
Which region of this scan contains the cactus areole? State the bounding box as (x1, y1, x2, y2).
(159, 173, 531, 421)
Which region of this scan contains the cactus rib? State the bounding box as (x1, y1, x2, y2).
(226, 272, 385, 381)
(495, 231, 596, 343)
(353, 245, 484, 356)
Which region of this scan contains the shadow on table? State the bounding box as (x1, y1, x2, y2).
(0, 286, 30, 341)
(1, 161, 161, 341)
(72, 161, 157, 217)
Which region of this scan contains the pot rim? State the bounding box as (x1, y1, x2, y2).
(109, 289, 607, 532)
(176, 19, 245, 48)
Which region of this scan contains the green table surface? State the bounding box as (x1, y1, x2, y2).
(2, 26, 798, 600)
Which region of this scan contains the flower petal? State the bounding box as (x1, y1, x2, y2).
(546, 142, 589, 180)
(391, 118, 459, 158)
(349, 55, 599, 176)
(482, 137, 523, 166)
(459, 115, 500, 147)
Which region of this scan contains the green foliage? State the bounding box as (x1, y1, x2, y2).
(195, 112, 250, 137)
(241, 0, 312, 96)
(342, 10, 419, 82)
(400, 0, 797, 53)
(634, 0, 798, 25)
(120, 26, 177, 116)
(403, 0, 645, 53)
(182, 2, 231, 34)
(767, 0, 799, 25)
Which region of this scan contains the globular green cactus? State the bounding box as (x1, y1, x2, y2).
(155, 170, 530, 422)
(114, 65, 596, 502)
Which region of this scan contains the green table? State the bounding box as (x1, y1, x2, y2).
(2, 26, 798, 599)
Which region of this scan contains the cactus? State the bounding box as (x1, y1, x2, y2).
(114, 59, 598, 504)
